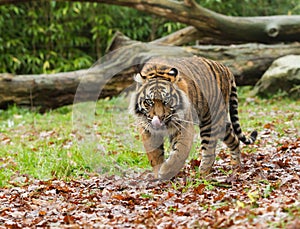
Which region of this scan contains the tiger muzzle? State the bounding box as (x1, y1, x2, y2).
(151, 115, 163, 129)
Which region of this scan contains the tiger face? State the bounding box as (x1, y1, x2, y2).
(132, 77, 190, 134)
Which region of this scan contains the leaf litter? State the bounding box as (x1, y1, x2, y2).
(0, 110, 299, 228)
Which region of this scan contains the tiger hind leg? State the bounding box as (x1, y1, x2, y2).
(223, 123, 242, 168)
(199, 141, 217, 175)
(199, 122, 218, 174)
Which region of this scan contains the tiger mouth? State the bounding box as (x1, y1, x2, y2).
(150, 115, 167, 130)
(151, 123, 167, 130)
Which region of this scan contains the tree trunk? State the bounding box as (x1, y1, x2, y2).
(1, 33, 300, 111)
(77, 0, 300, 44)
(1, 0, 300, 44)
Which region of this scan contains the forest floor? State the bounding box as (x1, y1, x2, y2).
(0, 88, 299, 228)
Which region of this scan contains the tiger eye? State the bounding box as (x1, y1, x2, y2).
(144, 99, 153, 107)
(163, 97, 170, 105)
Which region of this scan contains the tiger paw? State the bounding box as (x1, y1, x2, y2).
(158, 162, 181, 180)
(230, 156, 242, 167)
(231, 160, 243, 172)
(152, 164, 163, 179)
(199, 166, 212, 176)
(199, 157, 215, 175)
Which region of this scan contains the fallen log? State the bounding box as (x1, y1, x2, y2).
(1, 34, 300, 111)
(0, 40, 193, 112)
(107, 33, 300, 86)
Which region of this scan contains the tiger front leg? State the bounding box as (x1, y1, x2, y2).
(140, 130, 165, 178)
(158, 124, 194, 180)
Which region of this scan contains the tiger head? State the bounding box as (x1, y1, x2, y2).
(134, 58, 190, 95)
(135, 60, 179, 83)
(131, 77, 190, 134)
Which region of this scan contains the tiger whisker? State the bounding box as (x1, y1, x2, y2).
(140, 123, 151, 135)
(173, 117, 194, 124)
(170, 121, 181, 132)
(172, 119, 189, 132)
(165, 114, 173, 120)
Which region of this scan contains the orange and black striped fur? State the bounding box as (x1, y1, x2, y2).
(130, 56, 257, 180)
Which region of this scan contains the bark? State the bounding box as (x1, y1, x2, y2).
(75, 0, 300, 44)
(1, 32, 300, 111)
(0, 38, 192, 112)
(150, 26, 201, 46)
(1, 0, 300, 44)
(108, 33, 300, 86)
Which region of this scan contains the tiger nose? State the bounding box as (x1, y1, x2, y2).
(151, 115, 162, 128)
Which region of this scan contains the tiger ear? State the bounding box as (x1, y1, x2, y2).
(134, 73, 146, 84)
(133, 62, 148, 84)
(167, 68, 179, 83)
(135, 63, 144, 73)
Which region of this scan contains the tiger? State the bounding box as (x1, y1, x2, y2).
(130, 56, 257, 180)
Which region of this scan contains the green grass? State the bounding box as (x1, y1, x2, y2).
(0, 87, 299, 187)
(238, 86, 299, 133)
(0, 97, 147, 187)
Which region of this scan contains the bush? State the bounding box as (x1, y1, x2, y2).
(0, 0, 299, 74)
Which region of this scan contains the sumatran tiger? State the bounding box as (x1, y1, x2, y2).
(130, 56, 257, 180)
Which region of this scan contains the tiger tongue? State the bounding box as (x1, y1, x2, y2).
(151, 115, 162, 128)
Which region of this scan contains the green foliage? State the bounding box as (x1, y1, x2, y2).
(0, 2, 94, 74)
(0, 2, 184, 74)
(0, 1, 299, 74)
(199, 0, 300, 16)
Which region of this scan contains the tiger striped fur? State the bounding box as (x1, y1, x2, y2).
(130, 56, 257, 180)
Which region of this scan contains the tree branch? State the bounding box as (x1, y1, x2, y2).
(72, 0, 300, 44)
(150, 26, 201, 46)
(1, 0, 299, 43)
